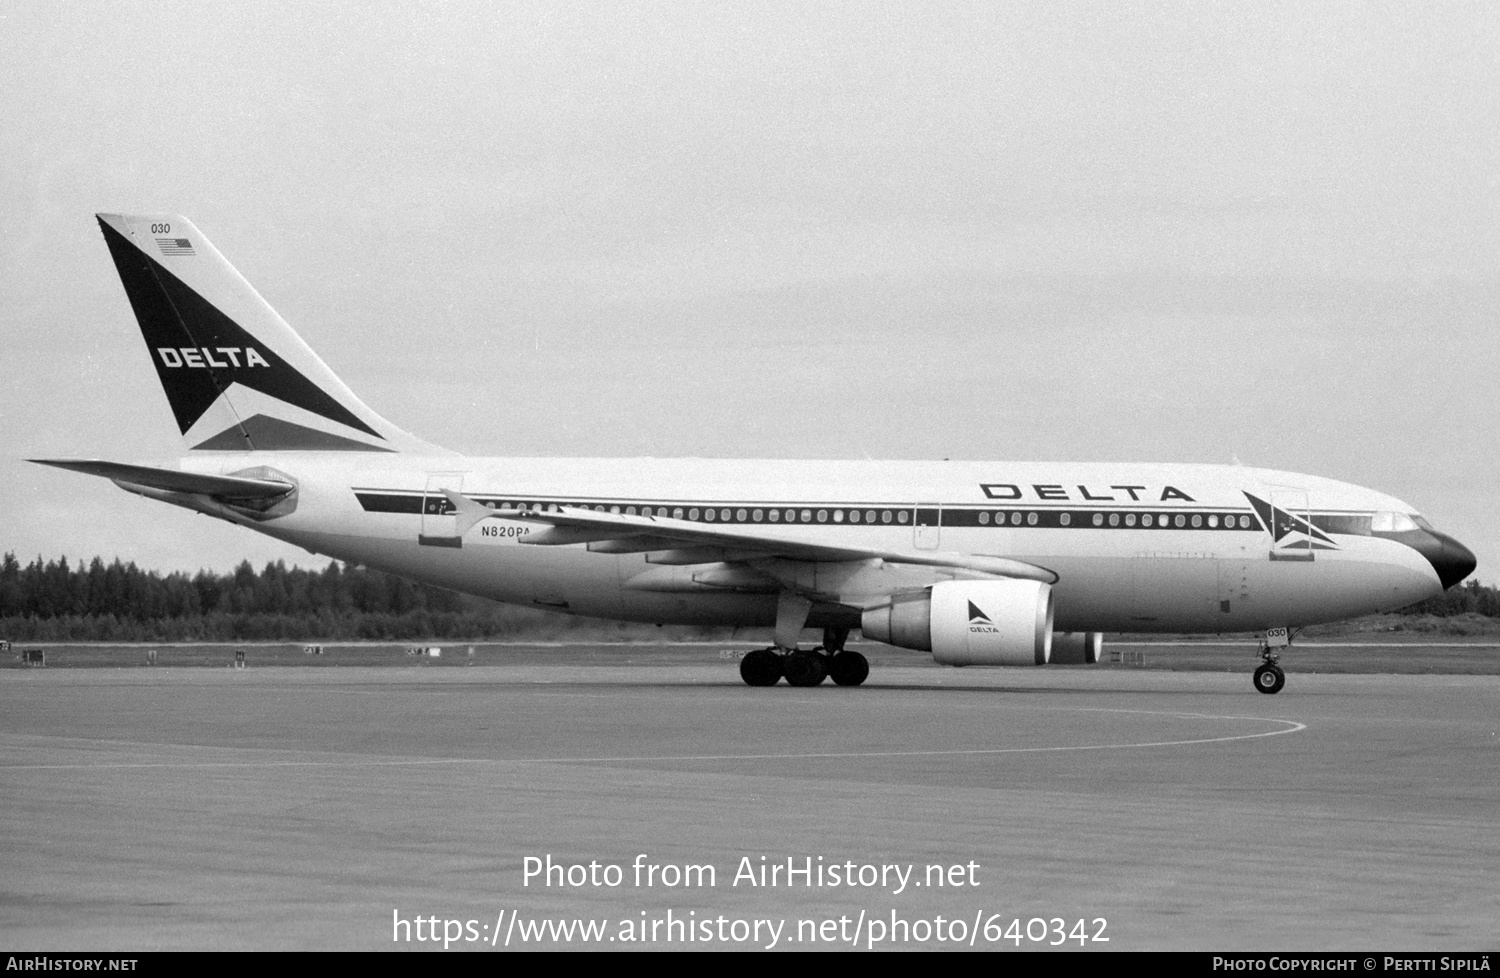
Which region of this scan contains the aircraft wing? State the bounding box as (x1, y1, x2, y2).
(441, 489, 1057, 584)
(30, 459, 294, 498)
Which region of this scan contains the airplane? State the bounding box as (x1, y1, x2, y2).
(32, 213, 1477, 694)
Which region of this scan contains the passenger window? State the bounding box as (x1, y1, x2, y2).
(1026, 512, 1037, 526)
(1060, 513, 1071, 526)
(898, 511, 909, 524)
(979, 512, 989, 525)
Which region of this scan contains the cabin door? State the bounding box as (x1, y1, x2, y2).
(914, 504, 941, 550)
(420, 472, 467, 546)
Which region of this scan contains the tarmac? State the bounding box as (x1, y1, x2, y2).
(2, 648, 1497, 950)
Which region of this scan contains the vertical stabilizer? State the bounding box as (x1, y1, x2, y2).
(96, 213, 444, 454)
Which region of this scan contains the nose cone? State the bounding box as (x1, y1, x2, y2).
(1427, 531, 1477, 590)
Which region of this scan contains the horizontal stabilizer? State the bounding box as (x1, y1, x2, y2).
(30, 459, 293, 499)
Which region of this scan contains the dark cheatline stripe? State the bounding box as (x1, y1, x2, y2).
(349, 491, 1265, 531)
(356, 492, 423, 514)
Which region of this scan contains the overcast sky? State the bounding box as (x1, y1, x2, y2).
(1, 1, 1496, 583)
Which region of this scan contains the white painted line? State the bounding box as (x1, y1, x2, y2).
(1112, 641, 1500, 648)
(0, 710, 1305, 771)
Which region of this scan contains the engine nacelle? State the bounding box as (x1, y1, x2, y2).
(1050, 631, 1103, 665)
(861, 580, 1054, 666)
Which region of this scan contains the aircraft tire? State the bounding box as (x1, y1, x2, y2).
(783, 650, 827, 687)
(740, 649, 782, 687)
(1253, 663, 1285, 695)
(828, 650, 869, 687)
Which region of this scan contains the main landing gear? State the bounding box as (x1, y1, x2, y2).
(1252, 627, 1290, 694)
(738, 627, 869, 687)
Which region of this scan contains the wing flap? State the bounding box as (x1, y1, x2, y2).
(441, 489, 1058, 583)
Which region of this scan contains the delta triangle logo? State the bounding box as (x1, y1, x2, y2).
(1242, 492, 1338, 551)
(968, 601, 998, 633)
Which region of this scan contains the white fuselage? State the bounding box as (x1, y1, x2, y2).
(184, 454, 1446, 635)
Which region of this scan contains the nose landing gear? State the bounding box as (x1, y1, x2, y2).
(1253, 661, 1285, 694)
(1253, 627, 1291, 694)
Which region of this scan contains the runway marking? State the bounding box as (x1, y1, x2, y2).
(0, 710, 1305, 771)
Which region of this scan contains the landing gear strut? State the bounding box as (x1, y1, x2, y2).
(1253, 627, 1290, 694)
(736, 596, 870, 688)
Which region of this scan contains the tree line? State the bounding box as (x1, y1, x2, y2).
(1402, 578, 1500, 618)
(0, 552, 554, 641)
(0, 551, 1493, 642)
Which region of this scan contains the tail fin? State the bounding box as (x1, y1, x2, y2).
(95, 213, 443, 454)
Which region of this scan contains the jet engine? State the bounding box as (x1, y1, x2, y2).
(861, 580, 1054, 666)
(1049, 631, 1103, 664)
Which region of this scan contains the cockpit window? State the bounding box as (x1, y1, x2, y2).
(1412, 515, 1435, 533)
(1371, 511, 1420, 534)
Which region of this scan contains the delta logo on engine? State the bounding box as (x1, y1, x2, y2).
(968, 602, 998, 634)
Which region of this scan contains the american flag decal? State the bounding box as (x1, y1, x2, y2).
(156, 237, 195, 256)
